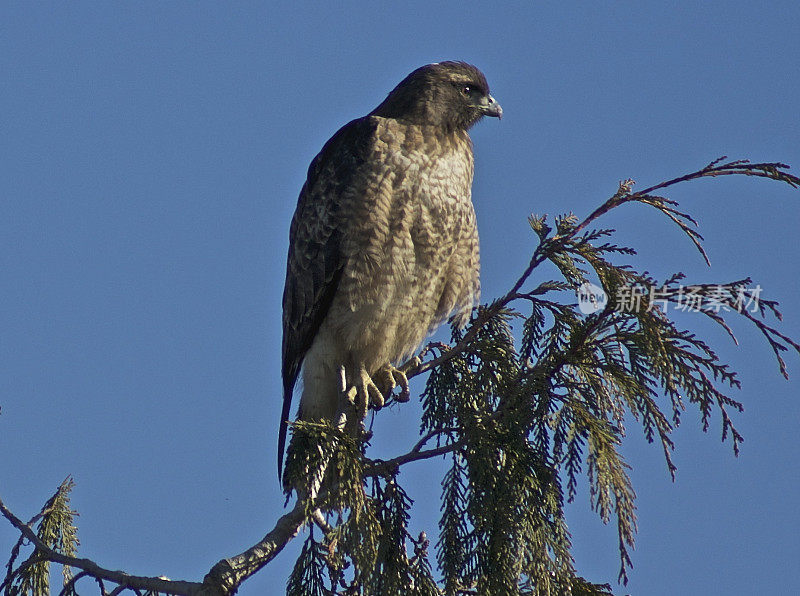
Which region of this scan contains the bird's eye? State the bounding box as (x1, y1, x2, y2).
(461, 85, 472, 96)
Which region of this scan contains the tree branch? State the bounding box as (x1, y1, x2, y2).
(366, 440, 465, 477)
(573, 158, 800, 238)
(402, 159, 799, 384)
(202, 437, 467, 593)
(409, 427, 460, 453)
(3, 157, 797, 595)
(201, 500, 308, 595)
(0, 494, 205, 595)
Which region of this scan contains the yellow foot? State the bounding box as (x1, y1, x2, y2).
(346, 365, 385, 420)
(378, 361, 417, 403)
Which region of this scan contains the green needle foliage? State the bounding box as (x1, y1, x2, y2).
(3, 158, 799, 596)
(283, 159, 800, 595)
(287, 532, 327, 596)
(3, 478, 78, 596)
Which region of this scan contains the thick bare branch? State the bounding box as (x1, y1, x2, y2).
(201, 500, 307, 595)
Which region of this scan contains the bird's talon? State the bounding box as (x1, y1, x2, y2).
(367, 380, 384, 409)
(349, 367, 385, 420)
(380, 365, 411, 403)
(394, 368, 411, 403)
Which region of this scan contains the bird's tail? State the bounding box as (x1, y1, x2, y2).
(277, 385, 293, 483)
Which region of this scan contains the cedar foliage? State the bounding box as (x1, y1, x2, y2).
(2, 158, 799, 595)
(282, 158, 800, 595)
(3, 478, 79, 596)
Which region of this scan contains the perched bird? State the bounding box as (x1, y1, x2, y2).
(280, 61, 502, 477)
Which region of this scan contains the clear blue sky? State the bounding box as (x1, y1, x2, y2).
(2, 2, 799, 594)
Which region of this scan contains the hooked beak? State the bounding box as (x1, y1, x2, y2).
(480, 94, 503, 119)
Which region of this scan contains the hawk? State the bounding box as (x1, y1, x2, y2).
(280, 61, 502, 476)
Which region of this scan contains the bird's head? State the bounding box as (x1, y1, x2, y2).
(371, 61, 502, 131)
